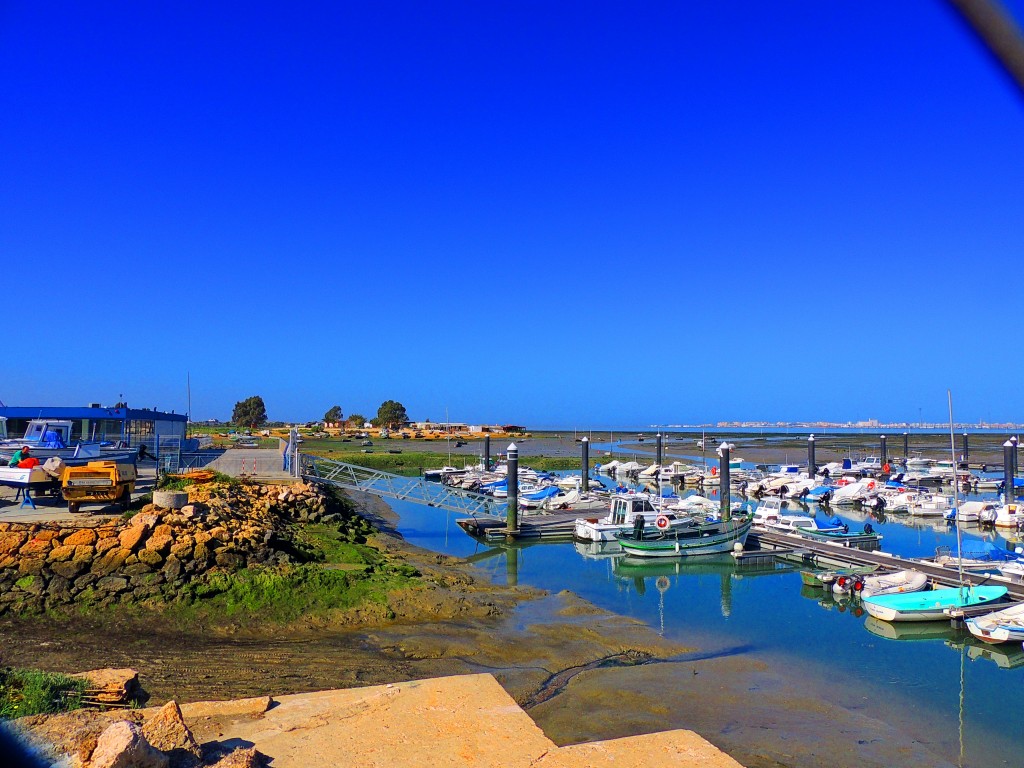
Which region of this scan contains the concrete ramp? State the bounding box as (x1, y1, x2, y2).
(185, 673, 742, 768)
(205, 449, 293, 481)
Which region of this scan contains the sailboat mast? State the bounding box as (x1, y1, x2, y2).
(948, 390, 964, 594)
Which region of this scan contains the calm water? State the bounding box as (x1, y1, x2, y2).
(386, 482, 1024, 767)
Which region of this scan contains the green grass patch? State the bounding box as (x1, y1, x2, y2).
(302, 448, 593, 473)
(294, 523, 381, 565)
(0, 668, 86, 719)
(173, 561, 419, 624)
(157, 470, 239, 491)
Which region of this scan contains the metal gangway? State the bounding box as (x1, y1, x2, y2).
(300, 455, 503, 517)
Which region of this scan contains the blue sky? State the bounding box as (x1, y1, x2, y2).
(2, 2, 1023, 427)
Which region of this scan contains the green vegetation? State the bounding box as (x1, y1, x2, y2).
(297, 444, 591, 473)
(0, 668, 86, 719)
(173, 521, 419, 624)
(157, 470, 239, 491)
(324, 405, 343, 424)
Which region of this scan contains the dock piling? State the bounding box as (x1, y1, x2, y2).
(581, 437, 589, 493)
(1013, 436, 1019, 479)
(807, 434, 815, 479)
(719, 443, 732, 522)
(962, 432, 969, 464)
(880, 435, 887, 469)
(507, 443, 519, 532)
(484, 435, 491, 470)
(656, 433, 663, 468)
(1004, 440, 1015, 505)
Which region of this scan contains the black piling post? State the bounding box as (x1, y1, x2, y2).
(880, 435, 887, 469)
(656, 433, 663, 468)
(507, 443, 519, 532)
(1013, 436, 1019, 479)
(808, 434, 816, 479)
(483, 434, 491, 470)
(581, 436, 590, 493)
(719, 443, 732, 522)
(1004, 440, 1015, 505)
(962, 432, 969, 464)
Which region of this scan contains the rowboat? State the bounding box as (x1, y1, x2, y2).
(862, 585, 1007, 622)
(832, 569, 928, 598)
(965, 602, 1024, 644)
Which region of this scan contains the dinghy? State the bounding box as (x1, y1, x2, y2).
(862, 585, 1007, 622)
(832, 569, 928, 598)
(965, 602, 1024, 644)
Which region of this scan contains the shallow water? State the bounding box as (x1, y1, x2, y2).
(389, 485, 1024, 767)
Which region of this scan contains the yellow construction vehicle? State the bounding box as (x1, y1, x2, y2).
(61, 461, 137, 514)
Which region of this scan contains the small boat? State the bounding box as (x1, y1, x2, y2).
(615, 515, 752, 558)
(799, 565, 878, 589)
(575, 494, 679, 542)
(906, 493, 954, 517)
(833, 569, 928, 598)
(927, 544, 1022, 573)
(862, 585, 1008, 622)
(965, 602, 1024, 644)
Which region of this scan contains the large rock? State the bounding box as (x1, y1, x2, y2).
(145, 535, 173, 555)
(48, 544, 77, 562)
(96, 576, 130, 593)
(92, 548, 131, 576)
(71, 668, 141, 705)
(142, 700, 202, 765)
(89, 721, 168, 768)
(0, 531, 28, 554)
(208, 747, 264, 768)
(96, 536, 120, 554)
(64, 528, 98, 546)
(119, 526, 148, 552)
(19, 537, 52, 557)
(50, 559, 89, 579)
(137, 549, 165, 567)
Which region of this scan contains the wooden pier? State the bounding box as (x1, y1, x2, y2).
(456, 510, 582, 541)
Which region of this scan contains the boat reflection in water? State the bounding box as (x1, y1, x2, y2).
(798, 584, 866, 617)
(864, 616, 957, 642)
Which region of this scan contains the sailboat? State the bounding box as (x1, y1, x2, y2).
(862, 392, 1008, 622)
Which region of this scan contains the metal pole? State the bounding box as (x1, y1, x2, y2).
(962, 432, 969, 464)
(719, 443, 731, 522)
(656, 433, 663, 467)
(581, 437, 589, 493)
(484, 434, 491, 470)
(1004, 440, 1015, 505)
(807, 434, 816, 479)
(880, 435, 887, 469)
(507, 443, 519, 531)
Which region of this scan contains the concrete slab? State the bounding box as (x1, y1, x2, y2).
(205, 449, 294, 480)
(184, 674, 743, 768)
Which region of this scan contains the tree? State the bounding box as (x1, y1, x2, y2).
(232, 396, 267, 429)
(347, 414, 367, 429)
(372, 400, 408, 429)
(324, 405, 344, 424)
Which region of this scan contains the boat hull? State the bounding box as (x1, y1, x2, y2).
(862, 586, 1008, 622)
(616, 518, 751, 558)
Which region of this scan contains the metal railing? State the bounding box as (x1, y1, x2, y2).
(300, 454, 504, 517)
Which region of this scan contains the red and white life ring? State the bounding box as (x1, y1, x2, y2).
(655, 515, 670, 530)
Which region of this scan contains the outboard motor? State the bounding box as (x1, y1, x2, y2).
(863, 522, 874, 535)
(633, 514, 646, 540)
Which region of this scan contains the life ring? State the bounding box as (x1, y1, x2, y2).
(883, 463, 891, 472)
(656, 576, 670, 591)
(655, 515, 670, 530)
(867, 481, 875, 490)
(711, 467, 718, 476)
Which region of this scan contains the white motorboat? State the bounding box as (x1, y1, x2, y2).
(878, 489, 921, 512)
(574, 494, 691, 542)
(945, 500, 998, 523)
(829, 478, 878, 506)
(906, 493, 954, 517)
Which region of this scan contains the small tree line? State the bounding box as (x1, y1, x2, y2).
(231, 396, 409, 430)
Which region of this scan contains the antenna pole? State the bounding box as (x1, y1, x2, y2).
(948, 390, 964, 596)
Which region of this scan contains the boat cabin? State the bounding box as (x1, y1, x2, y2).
(20, 419, 73, 448)
(608, 495, 658, 525)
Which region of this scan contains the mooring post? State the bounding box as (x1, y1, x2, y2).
(1013, 436, 1019, 479)
(484, 434, 491, 470)
(1004, 440, 1015, 505)
(581, 436, 589, 493)
(656, 433, 663, 468)
(903, 432, 909, 460)
(507, 443, 519, 531)
(880, 435, 887, 469)
(807, 434, 816, 479)
(962, 432, 969, 464)
(719, 443, 732, 522)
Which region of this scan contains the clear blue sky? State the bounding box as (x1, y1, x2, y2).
(3, 2, 1023, 427)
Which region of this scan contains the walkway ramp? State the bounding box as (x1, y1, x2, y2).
(301, 455, 504, 517)
(206, 449, 294, 481)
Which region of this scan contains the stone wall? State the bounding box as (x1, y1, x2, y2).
(0, 481, 349, 615)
